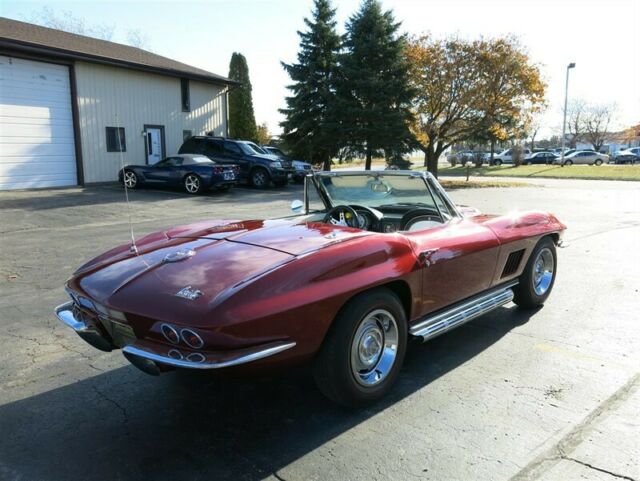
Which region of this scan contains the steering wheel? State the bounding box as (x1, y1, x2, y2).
(323, 205, 360, 228)
(400, 208, 443, 231)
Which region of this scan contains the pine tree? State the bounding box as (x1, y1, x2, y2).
(280, 0, 341, 170)
(228, 52, 258, 141)
(336, 0, 414, 170)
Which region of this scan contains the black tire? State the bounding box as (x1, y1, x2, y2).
(494, 160, 502, 166)
(594, 159, 603, 166)
(564, 160, 573, 166)
(313, 288, 408, 407)
(250, 168, 270, 188)
(525, 161, 532, 166)
(513, 237, 557, 309)
(183, 173, 203, 195)
(123, 170, 138, 189)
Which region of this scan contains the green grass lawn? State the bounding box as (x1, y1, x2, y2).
(435, 164, 640, 181)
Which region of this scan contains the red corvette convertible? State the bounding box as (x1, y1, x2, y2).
(56, 171, 565, 405)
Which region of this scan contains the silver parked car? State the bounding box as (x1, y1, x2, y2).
(555, 150, 609, 166)
(612, 148, 640, 164)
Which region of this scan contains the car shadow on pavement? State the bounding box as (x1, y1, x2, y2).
(0, 306, 535, 481)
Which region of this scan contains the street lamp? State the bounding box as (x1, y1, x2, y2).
(560, 62, 576, 166)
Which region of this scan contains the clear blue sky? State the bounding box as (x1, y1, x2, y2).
(2, 0, 639, 138)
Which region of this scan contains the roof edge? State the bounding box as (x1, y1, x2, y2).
(0, 38, 240, 86)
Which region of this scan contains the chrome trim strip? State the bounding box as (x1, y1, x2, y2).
(122, 341, 296, 370)
(409, 282, 517, 341)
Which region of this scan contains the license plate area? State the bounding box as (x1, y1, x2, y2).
(100, 317, 137, 347)
(223, 172, 235, 180)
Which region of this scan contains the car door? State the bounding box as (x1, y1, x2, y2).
(405, 179, 501, 316)
(578, 152, 593, 164)
(223, 141, 250, 178)
(145, 157, 182, 184)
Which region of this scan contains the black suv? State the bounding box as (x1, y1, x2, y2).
(179, 136, 293, 188)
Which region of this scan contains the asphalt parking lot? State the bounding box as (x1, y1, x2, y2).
(1, 179, 639, 481)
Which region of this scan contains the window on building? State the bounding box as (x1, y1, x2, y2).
(183, 130, 192, 141)
(106, 127, 126, 152)
(181, 78, 190, 112)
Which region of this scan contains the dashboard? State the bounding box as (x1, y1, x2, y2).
(353, 207, 439, 233)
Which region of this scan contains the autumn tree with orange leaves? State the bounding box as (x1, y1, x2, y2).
(406, 35, 545, 176)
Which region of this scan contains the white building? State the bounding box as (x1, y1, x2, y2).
(0, 17, 235, 190)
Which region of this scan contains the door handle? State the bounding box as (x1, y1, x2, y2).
(419, 248, 439, 267)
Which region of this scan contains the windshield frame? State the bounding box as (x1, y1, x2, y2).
(305, 170, 461, 220)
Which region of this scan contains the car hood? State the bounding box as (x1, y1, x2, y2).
(72, 219, 373, 319)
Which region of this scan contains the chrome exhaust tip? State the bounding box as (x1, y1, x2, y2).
(123, 350, 161, 376)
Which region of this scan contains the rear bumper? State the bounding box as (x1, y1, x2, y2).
(55, 301, 296, 373)
(122, 341, 296, 371)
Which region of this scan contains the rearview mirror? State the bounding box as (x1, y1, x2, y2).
(370, 181, 390, 193)
(291, 199, 304, 213)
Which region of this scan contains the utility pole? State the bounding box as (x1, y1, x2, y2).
(560, 62, 576, 167)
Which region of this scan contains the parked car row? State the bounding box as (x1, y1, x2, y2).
(118, 135, 314, 194)
(449, 147, 635, 167)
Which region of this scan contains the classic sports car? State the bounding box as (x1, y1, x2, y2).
(56, 171, 565, 406)
(118, 154, 239, 194)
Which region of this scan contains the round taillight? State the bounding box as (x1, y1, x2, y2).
(161, 324, 180, 344)
(181, 328, 204, 348)
(186, 352, 205, 363)
(168, 349, 183, 360)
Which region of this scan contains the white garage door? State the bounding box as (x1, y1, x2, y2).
(0, 56, 77, 190)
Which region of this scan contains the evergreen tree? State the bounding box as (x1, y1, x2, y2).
(280, 0, 341, 170)
(228, 52, 258, 141)
(335, 0, 414, 170)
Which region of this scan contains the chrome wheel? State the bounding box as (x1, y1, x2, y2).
(184, 174, 200, 194)
(532, 247, 554, 295)
(252, 169, 269, 188)
(350, 309, 399, 387)
(124, 171, 137, 188)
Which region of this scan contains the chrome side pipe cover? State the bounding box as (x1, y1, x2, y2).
(409, 283, 517, 342)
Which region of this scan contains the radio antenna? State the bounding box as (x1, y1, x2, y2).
(116, 114, 138, 255)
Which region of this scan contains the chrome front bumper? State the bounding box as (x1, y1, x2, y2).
(55, 301, 296, 373)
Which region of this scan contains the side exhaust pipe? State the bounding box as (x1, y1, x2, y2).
(410, 283, 516, 342)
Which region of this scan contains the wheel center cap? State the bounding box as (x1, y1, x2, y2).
(359, 330, 382, 365)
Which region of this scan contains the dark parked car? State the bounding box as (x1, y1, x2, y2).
(524, 152, 558, 165)
(262, 145, 313, 182)
(118, 154, 238, 194)
(179, 136, 294, 188)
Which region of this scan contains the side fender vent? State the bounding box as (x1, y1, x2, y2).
(501, 249, 525, 278)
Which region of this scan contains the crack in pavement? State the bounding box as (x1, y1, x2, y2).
(563, 456, 637, 481)
(509, 373, 640, 481)
(92, 386, 131, 437)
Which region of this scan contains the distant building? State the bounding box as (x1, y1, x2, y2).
(0, 17, 236, 190)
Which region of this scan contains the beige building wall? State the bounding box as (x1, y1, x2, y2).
(74, 61, 228, 183)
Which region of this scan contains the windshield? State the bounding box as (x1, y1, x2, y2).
(318, 174, 438, 210)
(242, 142, 267, 155)
(237, 142, 264, 155)
(266, 147, 287, 159)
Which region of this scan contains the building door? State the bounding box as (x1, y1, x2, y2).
(0, 55, 77, 190)
(144, 126, 164, 165)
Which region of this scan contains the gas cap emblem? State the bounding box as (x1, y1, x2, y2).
(163, 249, 195, 263)
(175, 286, 203, 300)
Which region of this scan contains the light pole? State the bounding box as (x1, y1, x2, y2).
(560, 62, 576, 166)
